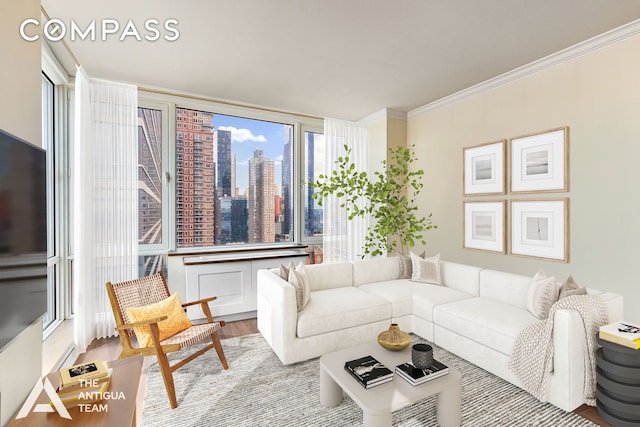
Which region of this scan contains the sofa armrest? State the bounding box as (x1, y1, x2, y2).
(257, 269, 298, 364)
(549, 291, 623, 411)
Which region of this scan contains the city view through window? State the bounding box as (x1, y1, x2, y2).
(137, 107, 324, 253)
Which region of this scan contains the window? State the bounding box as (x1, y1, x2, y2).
(42, 73, 56, 329)
(137, 104, 169, 276)
(175, 108, 294, 248)
(136, 95, 322, 255)
(303, 130, 325, 264)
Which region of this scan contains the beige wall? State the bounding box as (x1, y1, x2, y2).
(407, 35, 640, 324)
(0, 0, 43, 425)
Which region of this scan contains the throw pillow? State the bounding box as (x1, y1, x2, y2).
(410, 252, 441, 285)
(126, 293, 193, 347)
(558, 276, 587, 299)
(279, 261, 295, 280)
(288, 262, 311, 311)
(526, 271, 559, 320)
(398, 251, 425, 279)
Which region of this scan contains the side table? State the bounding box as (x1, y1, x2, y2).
(595, 335, 640, 427)
(8, 356, 143, 427)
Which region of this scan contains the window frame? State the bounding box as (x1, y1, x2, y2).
(137, 90, 323, 253)
(42, 42, 72, 337)
(298, 125, 324, 246)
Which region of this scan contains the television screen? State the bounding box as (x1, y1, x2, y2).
(0, 129, 47, 351)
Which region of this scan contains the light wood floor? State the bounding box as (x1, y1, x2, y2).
(73, 318, 610, 426)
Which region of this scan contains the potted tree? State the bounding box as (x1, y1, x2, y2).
(311, 144, 436, 257)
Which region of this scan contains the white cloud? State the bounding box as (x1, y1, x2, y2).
(276, 155, 284, 161)
(218, 126, 266, 143)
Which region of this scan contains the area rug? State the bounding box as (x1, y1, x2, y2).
(141, 334, 596, 427)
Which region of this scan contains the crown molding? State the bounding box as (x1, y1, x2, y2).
(408, 19, 640, 119)
(359, 108, 407, 125)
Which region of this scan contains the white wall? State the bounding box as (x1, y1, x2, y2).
(0, 0, 44, 425)
(407, 35, 640, 323)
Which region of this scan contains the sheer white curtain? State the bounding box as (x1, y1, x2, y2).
(74, 67, 138, 352)
(322, 118, 370, 262)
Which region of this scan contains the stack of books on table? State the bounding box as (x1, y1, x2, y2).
(344, 355, 394, 389)
(599, 321, 640, 350)
(395, 360, 449, 386)
(54, 360, 112, 408)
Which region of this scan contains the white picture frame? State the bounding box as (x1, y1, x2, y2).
(510, 199, 569, 262)
(510, 127, 569, 193)
(463, 201, 505, 253)
(463, 140, 506, 195)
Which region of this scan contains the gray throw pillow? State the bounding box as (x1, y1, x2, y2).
(398, 251, 426, 279)
(558, 276, 587, 299)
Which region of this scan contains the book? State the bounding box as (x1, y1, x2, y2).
(599, 331, 640, 349)
(395, 360, 449, 386)
(59, 360, 109, 388)
(599, 321, 640, 350)
(53, 375, 112, 409)
(57, 369, 113, 394)
(344, 355, 393, 389)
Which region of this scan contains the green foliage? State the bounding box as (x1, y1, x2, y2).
(311, 144, 437, 257)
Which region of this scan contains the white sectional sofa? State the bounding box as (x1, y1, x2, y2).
(256, 257, 623, 411)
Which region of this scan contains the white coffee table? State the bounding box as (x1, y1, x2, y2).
(320, 342, 461, 427)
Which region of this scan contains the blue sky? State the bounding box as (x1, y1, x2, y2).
(212, 114, 288, 195)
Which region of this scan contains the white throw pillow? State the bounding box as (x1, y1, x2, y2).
(410, 252, 441, 285)
(288, 262, 311, 311)
(526, 270, 559, 320)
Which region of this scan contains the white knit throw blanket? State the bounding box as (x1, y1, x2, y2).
(508, 294, 608, 406)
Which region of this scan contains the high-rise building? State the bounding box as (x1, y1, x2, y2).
(248, 150, 275, 243)
(231, 152, 237, 198)
(175, 108, 215, 247)
(231, 197, 248, 243)
(214, 128, 232, 244)
(281, 125, 293, 239)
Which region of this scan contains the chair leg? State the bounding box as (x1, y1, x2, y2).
(211, 331, 229, 370)
(156, 350, 178, 409)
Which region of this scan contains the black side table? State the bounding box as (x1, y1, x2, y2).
(595, 335, 640, 426)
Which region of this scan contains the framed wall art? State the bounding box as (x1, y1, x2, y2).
(463, 140, 506, 196)
(510, 127, 569, 193)
(510, 199, 569, 262)
(463, 201, 506, 253)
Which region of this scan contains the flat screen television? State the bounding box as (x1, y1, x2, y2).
(0, 128, 47, 351)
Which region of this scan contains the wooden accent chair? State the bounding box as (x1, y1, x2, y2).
(106, 271, 228, 409)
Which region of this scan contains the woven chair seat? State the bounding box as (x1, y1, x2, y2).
(162, 322, 222, 348)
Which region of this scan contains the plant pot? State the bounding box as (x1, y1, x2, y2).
(377, 323, 411, 351)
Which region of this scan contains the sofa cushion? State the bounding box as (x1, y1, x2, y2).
(304, 262, 353, 291)
(353, 257, 400, 286)
(296, 287, 392, 338)
(433, 297, 538, 356)
(412, 283, 474, 322)
(358, 280, 415, 317)
(479, 269, 532, 309)
(440, 261, 481, 296)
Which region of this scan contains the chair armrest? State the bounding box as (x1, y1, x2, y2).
(182, 296, 217, 308)
(115, 315, 168, 331)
